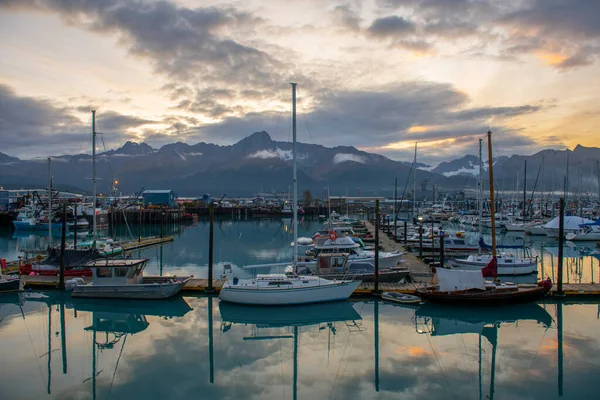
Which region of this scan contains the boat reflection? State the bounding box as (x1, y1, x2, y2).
(219, 300, 363, 400)
(412, 303, 553, 400)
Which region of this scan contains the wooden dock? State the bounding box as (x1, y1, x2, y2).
(20, 275, 600, 297)
(121, 236, 174, 252)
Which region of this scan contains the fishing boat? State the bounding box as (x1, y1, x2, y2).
(69, 258, 191, 299)
(220, 83, 361, 306)
(12, 207, 37, 230)
(381, 292, 421, 304)
(416, 131, 551, 306)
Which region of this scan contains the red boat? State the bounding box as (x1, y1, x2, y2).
(19, 248, 96, 277)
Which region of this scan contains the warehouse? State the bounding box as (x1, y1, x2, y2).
(142, 190, 175, 207)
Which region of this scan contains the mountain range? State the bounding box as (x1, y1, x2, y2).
(1, 132, 598, 197)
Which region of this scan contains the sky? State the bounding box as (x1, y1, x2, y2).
(0, 0, 599, 165)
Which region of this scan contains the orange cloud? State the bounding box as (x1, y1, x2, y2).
(536, 52, 568, 66)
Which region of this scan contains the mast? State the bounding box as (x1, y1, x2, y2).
(92, 110, 97, 247)
(487, 130, 497, 258)
(48, 157, 52, 244)
(478, 139, 483, 248)
(523, 160, 527, 221)
(291, 83, 298, 272)
(413, 142, 417, 217)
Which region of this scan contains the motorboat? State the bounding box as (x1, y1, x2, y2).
(381, 292, 421, 304)
(219, 274, 360, 305)
(0, 272, 20, 293)
(564, 220, 600, 241)
(306, 236, 404, 269)
(69, 258, 191, 299)
(20, 248, 96, 277)
(290, 253, 411, 283)
(12, 208, 37, 230)
(448, 253, 537, 275)
(71, 237, 124, 257)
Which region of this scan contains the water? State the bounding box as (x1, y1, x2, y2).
(1, 216, 598, 283)
(0, 294, 598, 399)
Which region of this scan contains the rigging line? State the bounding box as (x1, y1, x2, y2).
(396, 160, 415, 219)
(297, 87, 316, 145)
(22, 310, 46, 390)
(99, 135, 115, 186)
(328, 321, 359, 400)
(106, 335, 128, 400)
(424, 324, 455, 400)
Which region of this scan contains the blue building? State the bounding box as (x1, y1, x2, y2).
(142, 190, 175, 207)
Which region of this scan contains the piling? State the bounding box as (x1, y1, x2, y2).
(58, 204, 66, 290)
(373, 200, 380, 294)
(439, 230, 445, 268)
(557, 198, 565, 296)
(206, 201, 215, 293)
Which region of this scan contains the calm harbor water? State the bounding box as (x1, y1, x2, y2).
(0, 294, 598, 399)
(1, 215, 598, 283)
(1, 218, 599, 399)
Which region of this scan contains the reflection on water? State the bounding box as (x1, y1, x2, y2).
(0, 293, 598, 399)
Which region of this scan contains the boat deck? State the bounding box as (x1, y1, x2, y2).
(20, 276, 600, 296)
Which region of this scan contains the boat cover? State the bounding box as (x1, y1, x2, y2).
(42, 248, 98, 267)
(437, 268, 485, 292)
(543, 216, 594, 229)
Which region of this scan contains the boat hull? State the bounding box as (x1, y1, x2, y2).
(0, 277, 21, 293)
(219, 280, 360, 305)
(448, 260, 537, 276)
(71, 277, 190, 299)
(416, 285, 551, 306)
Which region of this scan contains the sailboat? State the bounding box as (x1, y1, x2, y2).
(417, 131, 551, 306)
(219, 83, 361, 305)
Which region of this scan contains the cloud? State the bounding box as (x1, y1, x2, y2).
(247, 148, 292, 161)
(0, 83, 154, 157)
(333, 153, 367, 164)
(368, 16, 415, 37)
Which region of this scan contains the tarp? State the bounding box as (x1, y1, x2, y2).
(42, 248, 98, 267)
(580, 219, 600, 226)
(437, 268, 485, 292)
(543, 216, 594, 230)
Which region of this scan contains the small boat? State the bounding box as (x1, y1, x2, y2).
(69, 258, 192, 299)
(219, 274, 360, 305)
(448, 253, 537, 276)
(381, 292, 421, 304)
(417, 264, 551, 306)
(0, 273, 21, 293)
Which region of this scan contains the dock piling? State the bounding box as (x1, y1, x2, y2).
(206, 201, 215, 293)
(58, 203, 66, 290)
(557, 198, 565, 296)
(373, 200, 380, 294)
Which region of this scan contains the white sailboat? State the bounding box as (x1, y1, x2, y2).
(219, 83, 360, 305)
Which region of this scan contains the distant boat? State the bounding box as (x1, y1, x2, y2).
(0, 272, 20, 293)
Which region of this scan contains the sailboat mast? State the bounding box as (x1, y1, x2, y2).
(91, 110, 97, 246)
(291, 83, 298, 271)
(48, 157, 52, 243)
(413, 142, 417, 217)
(523, 160, 527, 221)
(478, 139, 483, 243)
(487, 130, 497, 258)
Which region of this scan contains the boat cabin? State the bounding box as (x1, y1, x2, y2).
(317, 253, 349, 273)
(86, 259, 148, 285)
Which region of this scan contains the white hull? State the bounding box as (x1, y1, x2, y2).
(71, 278, 189, 299)
(526, 226, 547, 236)
(567, 232, 600, 241)
(504, 223, 525, 232)
(350, 253, 404, 269)
(219, 280, 360, 305)
(448, 260, 537, 276)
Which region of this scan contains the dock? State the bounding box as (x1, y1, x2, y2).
(20, 276, 600, 296)
(121, 236, 174, 252)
